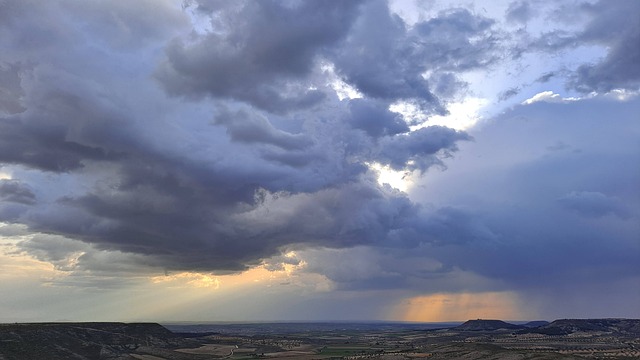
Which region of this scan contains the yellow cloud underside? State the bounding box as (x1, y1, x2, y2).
(150, 266, 278, 289)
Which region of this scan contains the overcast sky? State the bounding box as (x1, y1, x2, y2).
(0, 0, 638, 322)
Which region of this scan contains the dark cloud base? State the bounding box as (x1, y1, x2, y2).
(0, 0, 481, 273)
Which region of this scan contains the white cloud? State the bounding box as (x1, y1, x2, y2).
(522, 90, 581, 105)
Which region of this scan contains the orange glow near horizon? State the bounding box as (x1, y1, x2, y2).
(392, 292, 534, 322)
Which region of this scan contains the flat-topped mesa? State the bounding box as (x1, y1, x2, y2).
(453, 319, 526, 331)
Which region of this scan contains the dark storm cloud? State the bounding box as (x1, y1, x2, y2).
(156, 0, 363, 113)
(27, 178, 420, 272)
(330, 1, 499, 111)
(568, 1, 640, 92)
(226, 182, 420, 249)
(0, 0, 184, 172)
(214, 107, 312, 150)
(523, 0, 640, 93)
(0, 115, 122, 172)
(346, 99, 409, 138)
(329, 0, 424, 102)
(0, 66, 137, 172)
(377, 126, 470, 171)
(0, 0, 479, 275)
(411, 8, 497, 70)
(0, 179, 36, 205)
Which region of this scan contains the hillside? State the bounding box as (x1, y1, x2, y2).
(0, 322, 180, 360)
(519, 318, 640, 336)
(1, 319, 638, 359)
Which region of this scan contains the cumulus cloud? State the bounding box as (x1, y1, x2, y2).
(522, 91, 579, 104)
(330, 2, 499, 112)
(156, 0, 362, 113)
(520, 0, 640, 93)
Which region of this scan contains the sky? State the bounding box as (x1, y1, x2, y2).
(0, 0, 638, 323)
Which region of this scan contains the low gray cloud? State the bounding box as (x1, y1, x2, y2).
(0, 223, 29, 237)
(437, 97, 640, 287)
(0, 62, 27, 115)
(506, 1, 535, 24)
(0, 180, 36, 205)
(16, 234, 89, 270)
(64, 0, 188, 51)
(14, 234, 162, 281)
(418, 206, 499, 246)
(558, 191, 630, 219)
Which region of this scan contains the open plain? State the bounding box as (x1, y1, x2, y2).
(0, 319, 638, 360)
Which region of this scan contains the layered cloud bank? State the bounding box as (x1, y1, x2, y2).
(0, 0, 638, 321)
